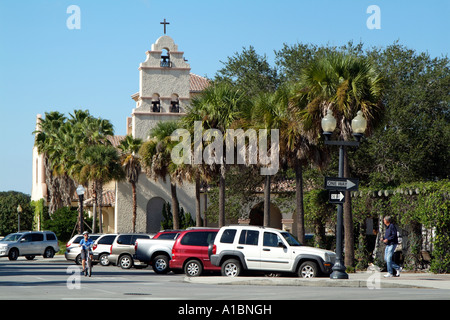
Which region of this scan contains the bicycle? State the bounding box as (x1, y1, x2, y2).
(81, 243, 93, 277)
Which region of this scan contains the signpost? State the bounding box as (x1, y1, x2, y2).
(325, 177, 359, 192)
(329, 190, 345, 204)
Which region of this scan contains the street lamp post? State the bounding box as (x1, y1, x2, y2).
(17, 205, 22, 232)
(76, 185, 85, 234)
(321, 110, 367, 280)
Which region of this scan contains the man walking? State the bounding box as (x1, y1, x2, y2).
(382, 216, 402, 277)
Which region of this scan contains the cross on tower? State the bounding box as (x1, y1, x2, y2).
(160, 18, 170, 34)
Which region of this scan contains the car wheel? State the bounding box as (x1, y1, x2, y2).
(8, 248, 19, 261)
(298, 261, 319, 278)
(119, 254, 133, 269)
(221, 259, 241, 277)
(99, 253, 110, 266)
(75, 254, 82, 265)
(43, 247, 55, 258)
(152, 255, 169, 274)
(184, 259, 203, 277)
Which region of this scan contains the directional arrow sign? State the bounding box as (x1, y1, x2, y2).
(329, 191, 346, 204)
(324, 177, 359, 191)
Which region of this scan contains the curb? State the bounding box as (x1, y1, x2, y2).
(183, 275, 436, 289)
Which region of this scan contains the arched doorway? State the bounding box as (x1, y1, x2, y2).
(146, 197, 166, 233)
(249, 201, 282, 229)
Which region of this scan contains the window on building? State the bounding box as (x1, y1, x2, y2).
(152, 94, 161, 112)
(170, 94, 180, 113)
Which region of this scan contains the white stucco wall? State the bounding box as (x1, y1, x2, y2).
(115, 175, 196, 233)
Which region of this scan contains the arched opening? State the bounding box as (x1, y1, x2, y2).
(170, 94, 180, 113)
(249, 201, 282, 229)
(146, 196, 166, 233)
(152, 93, 161, 112)
(160, 48, 171, 67)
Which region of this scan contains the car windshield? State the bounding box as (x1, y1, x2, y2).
(280, 232, 301, 246)
(2, 233, 22, 241)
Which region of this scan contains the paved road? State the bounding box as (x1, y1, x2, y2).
(1, 256, 449, 301)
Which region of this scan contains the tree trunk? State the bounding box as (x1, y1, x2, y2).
(195, 178, 201, 227)
(263, 175, 271, 227)
(97, 181, 103, 234)
(203, 192, 208, 227)
(44, 155, 62, 215)
(171, 182, 180, 229)
(343, 149, 354, 267)
(295, 160, 305, 244)
(92, 181, 97, 234)
(218, 164, 226, 227)
(131, 181, 137, 233)
(60, 174, 75, 207)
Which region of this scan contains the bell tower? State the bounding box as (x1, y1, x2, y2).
(117, 26, 202, 233)
(131, 34, 191, 140)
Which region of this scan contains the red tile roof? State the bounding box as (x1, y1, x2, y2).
(190, 73, 210, 93)
(107, 135, 125, 148)
(83, 189, 116, 207)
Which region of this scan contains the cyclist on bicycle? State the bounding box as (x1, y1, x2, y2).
(79, 231, 94, 276)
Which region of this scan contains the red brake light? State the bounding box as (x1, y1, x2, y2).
(212, 244, 216, 255)
(110, 244, 113, 254)
(66, 242, 71, 248)
(93, 244, 97, 251)
(134, 241, 138, 252)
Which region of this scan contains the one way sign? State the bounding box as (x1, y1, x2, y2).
(329, 191, 345, 204)
(324, 177, 359, 191)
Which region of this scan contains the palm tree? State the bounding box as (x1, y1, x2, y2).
(48, 121, 80, 207)
(79, 144, 123, 233)
(245, 90, 286, 227)
(72, 111, 118, 233)
(182, 82, 248, 227)
(34, 112, 67, 214)
(293, 52, 384, 264)
(247, 85, 328, 241)
(140, 121, 183, 229)
(118, 135, 143, 233)
(34, 109, 122, 232)
(68, 110, 114, 147)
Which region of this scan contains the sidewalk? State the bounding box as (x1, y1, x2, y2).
(185, 272, 450, 290)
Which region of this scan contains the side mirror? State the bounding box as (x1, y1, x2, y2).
(277, 241, 286, 249)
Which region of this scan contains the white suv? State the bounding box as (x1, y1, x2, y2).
(209, 226, 336, 278)
(0, 231, 59, 260)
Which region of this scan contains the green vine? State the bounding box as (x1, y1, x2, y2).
(350, 180, 450, 273)
(31, 198, 45, 231)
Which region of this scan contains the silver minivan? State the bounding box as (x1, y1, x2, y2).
(0, 231, 60, 260)
(109, 233, 152, 269)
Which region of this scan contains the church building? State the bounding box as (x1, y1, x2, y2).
(32, 24, 298, 235)
(32, 29, 210, 234)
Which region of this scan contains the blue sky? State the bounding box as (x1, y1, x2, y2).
(0, 0, 448, 194)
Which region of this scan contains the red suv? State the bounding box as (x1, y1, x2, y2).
(170, 228, 220, 276)
(152, 230, 182, 240)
